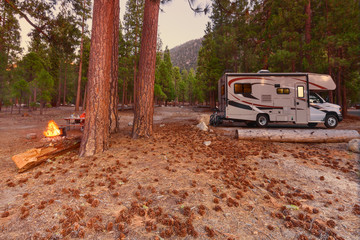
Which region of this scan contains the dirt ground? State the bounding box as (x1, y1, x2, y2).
(0, 106, 359, 240)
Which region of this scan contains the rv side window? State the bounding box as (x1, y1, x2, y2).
(221, 85, 225, 96)
(276, 88, 290, 94)
(234, 83, 251, 94)
(297, 86, 304, 98)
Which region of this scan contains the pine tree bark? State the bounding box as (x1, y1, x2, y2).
(305, 0, 311, 68)
(325, 0, 334, 103)
(132, 0, 160, 138)
(80, 0, 117, 157)
(75, 0, 86, 112)
(109, 0, 120, 133)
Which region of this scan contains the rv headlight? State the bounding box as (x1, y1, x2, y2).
(339, 107, 342, 113)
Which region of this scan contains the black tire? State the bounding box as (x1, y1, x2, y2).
(307, 123, 318, 128)
(324, 114, 338, 128)
(256, 114, 269, 128)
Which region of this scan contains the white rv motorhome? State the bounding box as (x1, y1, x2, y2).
(210, 71, 342, 128)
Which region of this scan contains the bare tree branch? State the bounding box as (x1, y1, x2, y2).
(4, 0, 51, 41)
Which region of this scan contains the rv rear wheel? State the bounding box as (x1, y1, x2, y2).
(324, 114, 338, 128)
(256, 114, 269, 128)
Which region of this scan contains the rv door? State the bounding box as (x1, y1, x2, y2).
(295, 84, 308, 124)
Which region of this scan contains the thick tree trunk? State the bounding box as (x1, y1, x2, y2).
(132, 0, 160, 138)
(75, 0, 86, 112)
(80, 0, 117, 157)
(109, 0, 120, 134)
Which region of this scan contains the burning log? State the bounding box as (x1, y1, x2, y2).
(12, 138, 80, 173)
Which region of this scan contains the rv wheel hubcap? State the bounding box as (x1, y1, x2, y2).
(328, 117, 336, 126)
(259, 116, 267, 125)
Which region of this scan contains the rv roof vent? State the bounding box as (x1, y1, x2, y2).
(258, 69, 270, 73)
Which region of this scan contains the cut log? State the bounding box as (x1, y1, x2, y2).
(235, 129, 360, 143)
(12, 138, 80, 173)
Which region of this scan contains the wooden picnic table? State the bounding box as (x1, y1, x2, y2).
(63, 117, 85, 130)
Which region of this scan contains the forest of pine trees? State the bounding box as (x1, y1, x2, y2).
(197, 0, 360, 112)
(0, 0, 92, 113)
(0, 0, 210, 113)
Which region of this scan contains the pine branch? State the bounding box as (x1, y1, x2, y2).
(4, 0, 51, 41)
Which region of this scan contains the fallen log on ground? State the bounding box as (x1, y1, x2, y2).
(235, 129, 360, 143)
(12, 138, 80, 173)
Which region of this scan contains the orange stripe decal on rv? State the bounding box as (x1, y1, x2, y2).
(242, 100, 283, 109)
(292, 78, 327, 90)
(229, 93, 282, 109)
(228, 77, 263, 87)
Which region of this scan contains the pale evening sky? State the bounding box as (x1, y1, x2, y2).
(19, 0, 210, 53)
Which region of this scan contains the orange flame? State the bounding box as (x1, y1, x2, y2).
(44, 120, 61, 137)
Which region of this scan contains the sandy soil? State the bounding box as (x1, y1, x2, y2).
(0, 106, 359, 240)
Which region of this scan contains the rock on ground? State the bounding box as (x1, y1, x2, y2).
(197, 114, 210, 125)
(196, 122, 208, 131)
(26, 133, 37, 139)
(348, 139, 360, 153)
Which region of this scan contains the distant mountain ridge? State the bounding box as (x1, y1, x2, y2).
(169, 38, 203, 72)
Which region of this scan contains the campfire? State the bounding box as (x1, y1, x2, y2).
(44, 120, 60, 137)
(43, 120, 65, 138)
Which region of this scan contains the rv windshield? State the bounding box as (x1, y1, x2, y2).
(309, 92, 325, 103)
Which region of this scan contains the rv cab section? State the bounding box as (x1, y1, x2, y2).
(212, 72, 342, 128)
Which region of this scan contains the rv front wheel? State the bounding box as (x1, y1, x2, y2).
(324, 114, 338, 128)
(256, 114, 269, 128)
